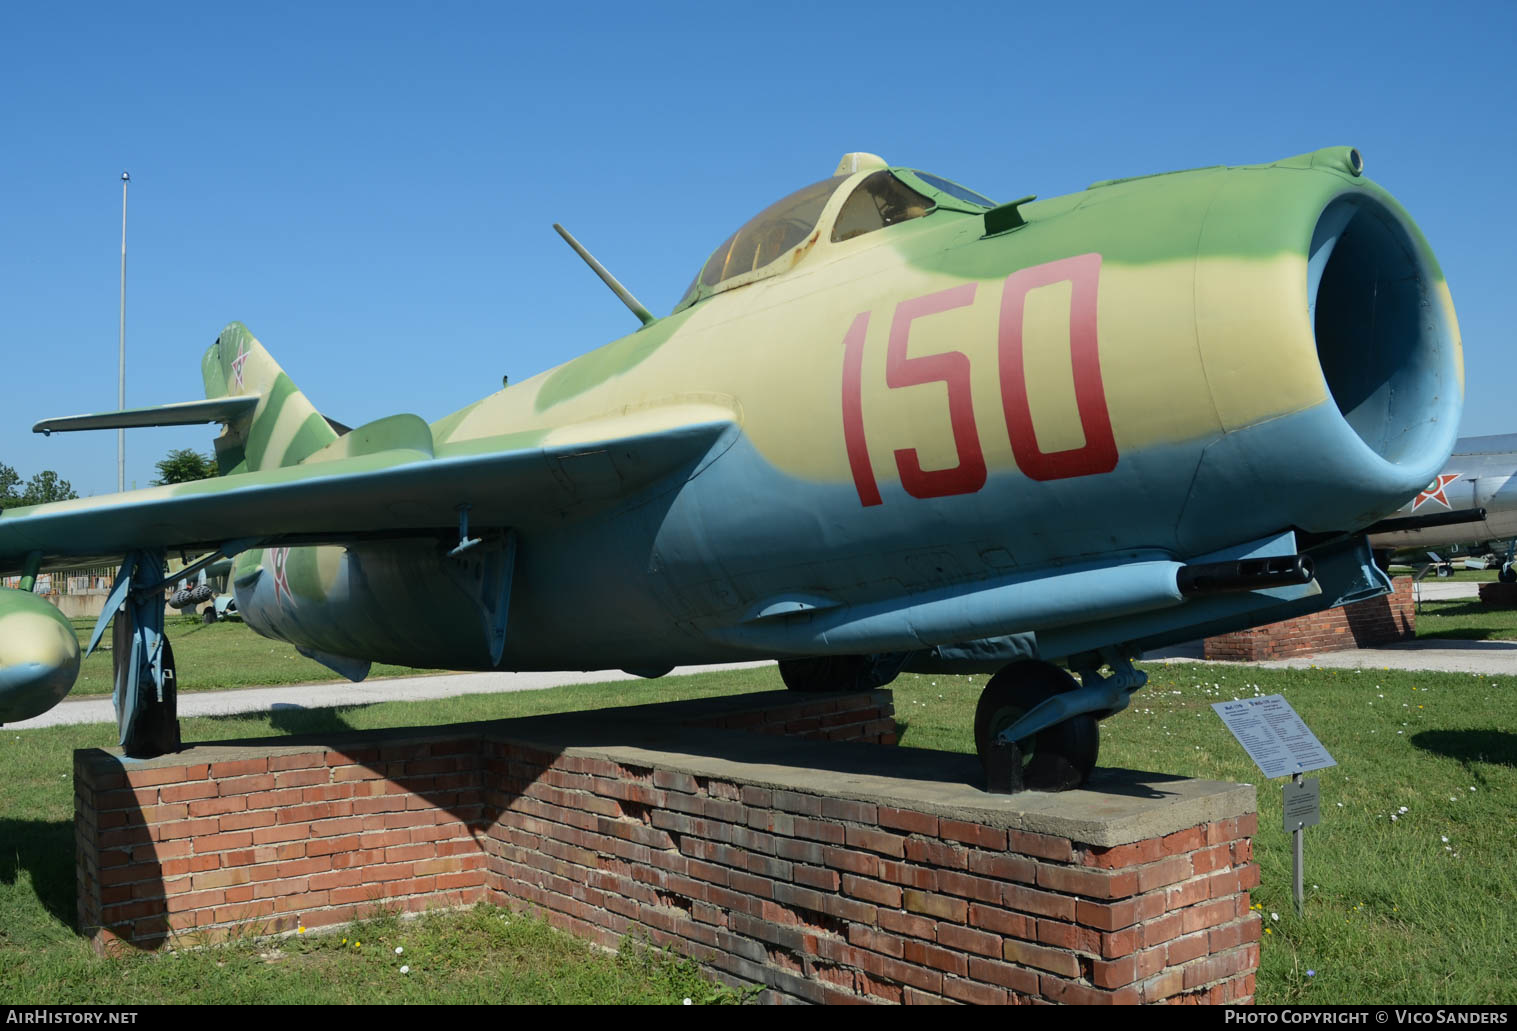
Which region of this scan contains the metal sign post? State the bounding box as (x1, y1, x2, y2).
(1282, 773, 1321, 916)
(118, 171, 129, 494)
(1213, 695, 1334, 917)
(1294, 774, 1304, 916)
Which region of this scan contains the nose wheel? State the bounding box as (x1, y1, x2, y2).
(975, 661, 1099, 794)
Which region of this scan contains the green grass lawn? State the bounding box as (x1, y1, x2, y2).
(67, 616, 441, 696)
(2, 674, 783, 1005)
(4, 656, 1513, 1004)
(1416, 597, 1517, 642)
(895, 662, 1516, 1004)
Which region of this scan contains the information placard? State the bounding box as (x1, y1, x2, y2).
(1211, 695, 1336, 779)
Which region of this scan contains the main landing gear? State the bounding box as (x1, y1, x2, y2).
(778, 655, 873, 692)
(778, 653, 908, 693)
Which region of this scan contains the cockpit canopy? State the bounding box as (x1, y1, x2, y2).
(674, 158, 997, 312)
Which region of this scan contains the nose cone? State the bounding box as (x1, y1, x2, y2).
(0, 591, 82, 723)
(1177, 156, 1462, 549)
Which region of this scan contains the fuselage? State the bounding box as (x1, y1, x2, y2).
(233, 150, 1463, 674)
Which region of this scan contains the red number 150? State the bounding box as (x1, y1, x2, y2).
(842, 253, 1116, 507)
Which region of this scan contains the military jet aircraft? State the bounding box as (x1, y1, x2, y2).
(0, 148, 1464, 792)
(1369, 435, 1517, 581)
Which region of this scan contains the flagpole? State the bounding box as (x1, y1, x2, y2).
(118, 171, 129, 494)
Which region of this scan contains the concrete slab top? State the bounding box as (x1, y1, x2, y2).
(513, 716, 1256, 849)
(81, 691, 1255, 850)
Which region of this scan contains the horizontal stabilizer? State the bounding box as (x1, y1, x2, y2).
(33, 396, 261, 434)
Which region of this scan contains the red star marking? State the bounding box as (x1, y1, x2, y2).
(1412, 473, 1460, 511)
(270, 547, 292, 607)
(231, 340, 250, 391)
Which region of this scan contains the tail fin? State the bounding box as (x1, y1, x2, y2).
(201, 322, 339, 474)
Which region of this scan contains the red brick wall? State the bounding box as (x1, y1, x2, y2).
(482, 754, 1259, 1004)
(1204, 576, 1414, 661)
(74, 692, 895, 952)
(75, 689, 1258, 1004)
(1478, 582, 1517, 608)
(74, 741, 491, 949)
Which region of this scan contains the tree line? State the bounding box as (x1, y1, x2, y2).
(0, 463, 78, 507)
(1, 449, 217, 509)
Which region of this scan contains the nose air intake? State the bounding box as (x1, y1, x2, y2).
(1309, 194, 1458, 469)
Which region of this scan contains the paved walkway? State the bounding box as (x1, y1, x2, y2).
(1410, 580, 1482, 602)
(1149, 637, 1517, 675)
(10, 662, 776, 730)
(1151, 578, 1517, 675)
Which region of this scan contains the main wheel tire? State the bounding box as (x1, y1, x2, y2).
(778, 655, 870, 693)
(974, 662, 1099, 791)
(202, 606, 218, 624)
(1501, 566, 1517, 584)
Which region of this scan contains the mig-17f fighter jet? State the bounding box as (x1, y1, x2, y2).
(0, 148, 1463, 792)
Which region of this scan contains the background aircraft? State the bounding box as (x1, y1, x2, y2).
(0, 147, 1463, 792)
(1370, 435, 1517, 581)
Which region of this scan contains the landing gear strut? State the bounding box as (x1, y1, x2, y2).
(974, 652, 1146, 794)
(93, 550, 182, 759)
(975, 662, 1098, 794)
(112, 603, 181, 758)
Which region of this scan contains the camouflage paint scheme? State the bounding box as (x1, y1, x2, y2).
(0, 148, 1463, 744)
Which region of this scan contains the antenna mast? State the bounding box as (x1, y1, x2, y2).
(552, 223, 656, 327)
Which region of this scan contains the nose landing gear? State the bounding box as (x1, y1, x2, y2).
(975, 653, 1146, 795)
(975, 663, 1097, 794)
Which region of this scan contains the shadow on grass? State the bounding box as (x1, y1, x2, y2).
(1419, 600, 1490, 617)
(0, 817, 81, 935)
(192, 702, 372, 737)
(1410, 729, 1517, 769)
(267, 702, 363, 736)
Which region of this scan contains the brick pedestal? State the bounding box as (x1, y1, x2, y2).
(76, 690, 1258, 1004)
(1204, 576, 1414, 661)
(1478, 582, 1517, 608)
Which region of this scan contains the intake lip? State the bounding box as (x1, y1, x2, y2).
(1309, 193, 1460, 477)
(1179, 175, 1462, 553)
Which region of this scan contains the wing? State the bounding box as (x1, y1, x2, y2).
(0, 403, 739, 575)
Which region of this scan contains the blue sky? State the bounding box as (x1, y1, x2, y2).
(2, 1, 1512, 497)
